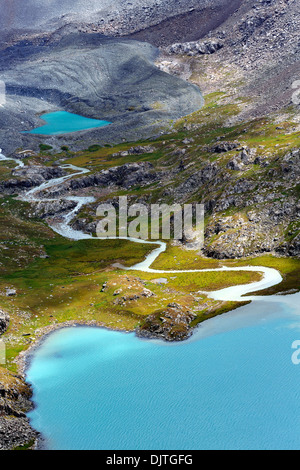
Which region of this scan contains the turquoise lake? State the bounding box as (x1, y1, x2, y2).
(26, 293, 300, 450)
(23, 111, 111, 135)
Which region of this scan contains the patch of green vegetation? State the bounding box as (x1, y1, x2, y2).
(13, 439, 36, 451)
(190, 300, 250, 328)
(0, 161, 18, 181)
(138, 270, 261, 292)
(39, 144, 53, 152)
(88, 144, 102, 152)
(151, 101, 165, 110)
(151, 244, 221, 270)
(0, 197, 58, 275)
(226, 255, 300, 294)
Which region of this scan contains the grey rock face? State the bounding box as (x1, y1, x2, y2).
(175, 163, 219, 197)
(136, 304, 197, 342)
(0, 308, 37, 451)
(32, 199, 78, 218)
(226, 159, 245, 172)
(0, 415, 37, 450)
(281, 149, 300, 176)
(208, 141, 240, 153)
(44, 162, 161, 199)
(166, 39, 224, 56)
(111, 146, 155, 158)
(5, 289, 17, 297)
(0, 166, 67, 194)
(0, 0, 228, 33)
(0, 374, 38, 450)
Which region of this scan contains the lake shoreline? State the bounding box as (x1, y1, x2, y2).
(22, 111, 112, 136)
(16, 259, 285, 378)
(23, 291, 300, 450)
(15, 266, 284, 451)
(12, 303, 249, 450)
(11, 320, 136, 451)
(16, 320, 135, 378)
(0, 151, 292, 450)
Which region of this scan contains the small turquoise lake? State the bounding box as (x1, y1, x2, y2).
(23, 111, 111, 135)
(26, 293, 300, 450)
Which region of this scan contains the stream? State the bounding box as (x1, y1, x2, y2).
(0, 148, 284, 301)
(2, 149, 300, 450)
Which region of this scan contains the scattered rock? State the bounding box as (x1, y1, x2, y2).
(113, 289, 122, 296)
(141, 288, 155, 298)
(5, 289, 16, 297)
(166, 39, 223, 56)
(101, 282, 107, 292)
(226, 158, 245, 171)
(208, 141, 240, 153)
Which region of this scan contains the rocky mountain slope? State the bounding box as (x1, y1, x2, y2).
(0, 34, 203, 155)
(0, 0, 299, 252)
(0, 0, 236, 35)
(0, 0, 299, 258)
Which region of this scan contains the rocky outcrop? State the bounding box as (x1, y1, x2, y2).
(32, 199, 77, 218)
(166, 39, 223, 56)
(204, 195, 300, 259)
(70, 218, 96, 236)
(0, 370, 38, 450)
(207, 141, 240, 153)
(175, 163, 220, 197)
(44, 162, 161, 198)
(0, 309, 37, 450)
(281, 148, 300, 178)
(112, 145, 155, 158)
(226, 158, 245, 172)
(0, 166, 67, 195)
(280, 233, 300, 258)
(136, 303, 196, 341)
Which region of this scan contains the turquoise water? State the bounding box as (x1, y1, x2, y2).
(26, 293, 300, 450)
(23, 111, 111, 135)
